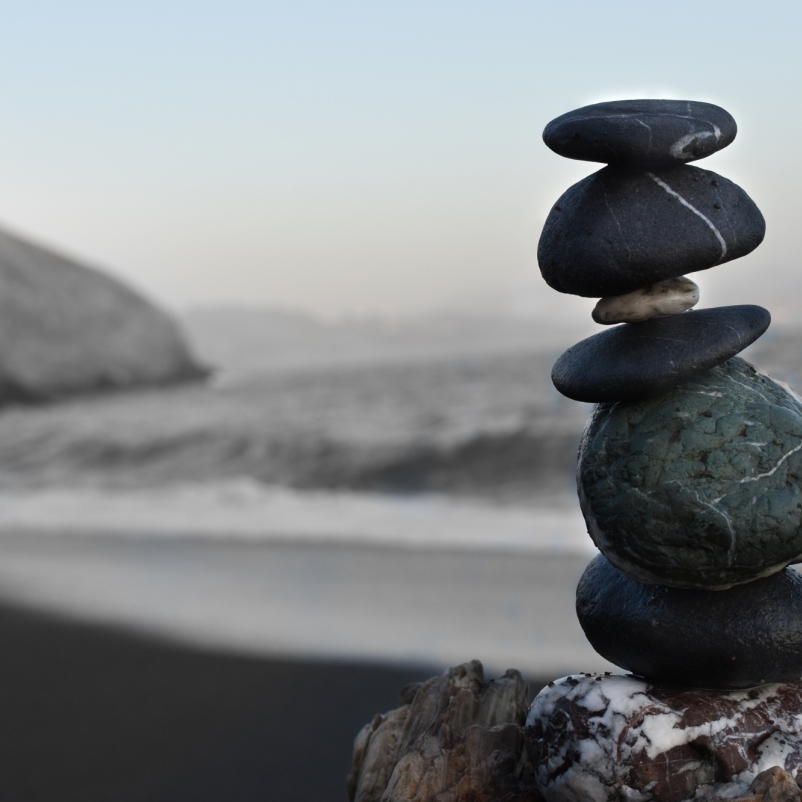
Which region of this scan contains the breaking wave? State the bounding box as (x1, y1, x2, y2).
(0, 348, 586, 502)
(0, 424, 582, 501)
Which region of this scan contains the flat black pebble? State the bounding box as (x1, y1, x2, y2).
(577, 554, 802, 689)
(538, 164, 765, 298)
(551, 305, 770, 403)
(543, 99, 736, 166)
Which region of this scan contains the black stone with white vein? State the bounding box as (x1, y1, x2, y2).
(576, 555, 802, 689)
(538, 164, 765, 297)
(543, 99, 737, 166)
(551, 305, 770, 403)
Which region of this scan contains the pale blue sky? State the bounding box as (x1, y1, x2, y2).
(0, 1, 797, 321)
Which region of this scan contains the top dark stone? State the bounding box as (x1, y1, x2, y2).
(543, 100, 737, 166)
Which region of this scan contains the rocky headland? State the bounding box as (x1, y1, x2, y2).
(0, 226, 206, 403)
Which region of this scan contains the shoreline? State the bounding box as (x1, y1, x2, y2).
(0, 526, 609, 679)
(0, 482, 588, 554)
(0, 515, 603, 798)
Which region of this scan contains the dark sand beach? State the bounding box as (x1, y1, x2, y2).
(0, 601, 459, 802)
(0, 600, 550, 801)
(0, 527, 584, 801)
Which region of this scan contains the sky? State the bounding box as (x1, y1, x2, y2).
(0, 1, 798, 323)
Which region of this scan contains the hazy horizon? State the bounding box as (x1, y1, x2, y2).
(0, 1, 799, 326)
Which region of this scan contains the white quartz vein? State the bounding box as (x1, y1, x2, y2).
(669, 125, 722, 160)
(725, 372, 773, 405)
(528, 675, 801, 802)
(739, 441, 802, 484)
(560, 112, 711, 125)
(635, 118, 653, 150)
(711, 184, 738, 244)
(691, 490, 737, 563)
(602, 186, 632, 261)
(722, 324, 742, 342)
(647, 172, 728, 262)
(646, 173, 727, 264)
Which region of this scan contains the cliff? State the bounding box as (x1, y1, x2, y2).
(0, 227, 206, 402)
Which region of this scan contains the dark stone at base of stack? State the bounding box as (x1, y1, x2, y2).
(538, 164, 765, 297)
(542, 99, 737, 166)
(551, 305, 769, 403)
(576, 555, 802, 689)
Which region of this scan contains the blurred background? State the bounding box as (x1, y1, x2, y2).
(0, 1, 801, 800)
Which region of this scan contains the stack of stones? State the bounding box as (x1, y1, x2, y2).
(525, 100, 802, 802)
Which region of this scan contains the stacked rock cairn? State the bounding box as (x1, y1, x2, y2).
(526, 100, 802, 802)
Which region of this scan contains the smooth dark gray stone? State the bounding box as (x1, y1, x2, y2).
(578, 357, 802, 590)
(577, 555, 802, 689)
(538, 164, 765, 298)
(543, 99, 737, 166)
(551, 305, 770, 403)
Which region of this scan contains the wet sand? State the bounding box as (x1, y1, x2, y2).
(0, 529, 603, 800)
(0, 528, 605, 677)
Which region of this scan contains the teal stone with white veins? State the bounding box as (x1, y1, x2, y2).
(578, 356, 802, 590)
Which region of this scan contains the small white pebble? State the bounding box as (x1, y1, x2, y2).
(592, 276, 699, 325)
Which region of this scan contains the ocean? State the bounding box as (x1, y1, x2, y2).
(0, 346, 585, 498)
(0, 318, 797, 677)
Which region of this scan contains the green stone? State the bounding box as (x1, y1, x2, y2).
(578, 357, 802, 589)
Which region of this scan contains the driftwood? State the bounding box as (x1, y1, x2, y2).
(347, 660, 540, 802)
(348, 663, 802, 802)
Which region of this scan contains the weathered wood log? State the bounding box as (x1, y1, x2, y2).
(347, 660, 541, 802)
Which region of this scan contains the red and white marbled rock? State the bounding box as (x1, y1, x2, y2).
(525, 674, 802, 802)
